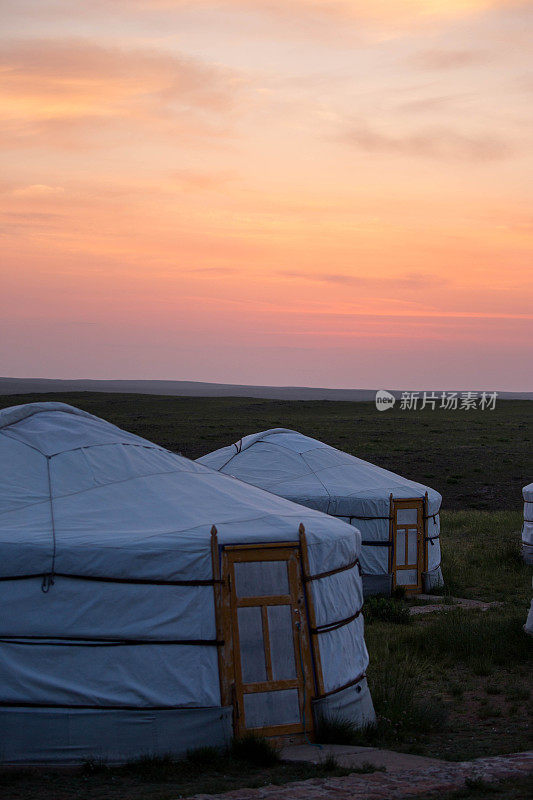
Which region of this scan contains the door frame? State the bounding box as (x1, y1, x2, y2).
(391, 498, 426, 594)
(216, 541, 315, 738)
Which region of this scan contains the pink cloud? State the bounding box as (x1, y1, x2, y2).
(0, 38, 239, 148)
(408, 49, 489, 69)
(342, 122, 512, 161)
(115, 1, 527, 26)
(11, 184, 65, 197)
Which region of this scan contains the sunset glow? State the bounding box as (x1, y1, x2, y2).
(1, 0, 532, 388)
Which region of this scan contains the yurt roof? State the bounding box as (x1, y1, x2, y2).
(0, 406, 356, 582)
(198, 428, 442, 516)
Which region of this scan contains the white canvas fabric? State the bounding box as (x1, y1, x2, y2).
(526, 601, 533, 636)
(526, 576, 533, 636)
(522, 484, 533, 564)
(198, 428, 442, 583)
(0, 404, 373, 762)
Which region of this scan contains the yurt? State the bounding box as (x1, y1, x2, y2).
(521, 483, 533, 565)
(526, 582, 533, 636)
(0, 404, 374, 764)
(198, 429, 443, 596)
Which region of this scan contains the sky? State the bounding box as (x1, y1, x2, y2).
(1, 0, 532, 390)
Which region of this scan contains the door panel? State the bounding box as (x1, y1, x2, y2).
(395, 568, 419, 586)
(395, 530, 406, 565)
(243, 688, 301, 728)
(392, 500, 424, 593)
(267, 605, 297, 681)
(234, 560, 289, 597)
(222, 544, 314, 738)
(237, 606, 268, 683)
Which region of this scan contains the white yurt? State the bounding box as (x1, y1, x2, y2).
(0, 404, 374, 764)
(198, 429, 443, 596)
(526, 582, 533, 636)
(521, 483, 533, 565)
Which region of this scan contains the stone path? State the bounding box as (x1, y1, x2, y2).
(281, 743, 443, 772)
(410, 595, 503, 616)
(188, 751, 532, 800)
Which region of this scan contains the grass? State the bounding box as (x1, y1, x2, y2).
(0, 741, 354, 800)
(364, 594, 412, 625)
(0, 391, 530, 511)
(410, 607, 532, 670)
(356, 648, 448, 746)
(356, 507, 533, 760)
(315, 714, 362, 745)
(417, 775, 533, 800)
(230, 734, 280, 766)
(439, 510, 529, 603)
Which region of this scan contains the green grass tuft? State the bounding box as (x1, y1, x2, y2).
(364, 594, 411, 625)
(231, 733, 280, 766)
(185, 745, 223, 767)
(320, 753, 339, 772)
(410, 608, 533, 671)
(315, 714, 361, 745)
(80, 758, 109, 775)
(121, 753, 176, 781)
(440, 510, 528, 604)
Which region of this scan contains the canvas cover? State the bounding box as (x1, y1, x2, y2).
(0, 404, 373, 761)
(198, 429, 442, 579)
(526, 575, 533, 636)
(522, 483, 533, 564)
(526, 599, 533, 636)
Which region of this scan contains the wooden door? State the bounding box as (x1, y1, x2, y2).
(392, 499, 425, 594)
(222, 543, 314, 738)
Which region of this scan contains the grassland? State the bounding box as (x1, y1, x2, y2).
(0, 751, 358, 800)
(359, 509, 532, 762)
(1, 392, 530, 509)
(0, 392, 531, 798)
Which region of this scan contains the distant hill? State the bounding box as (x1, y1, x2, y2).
(1, 377, 531, 401)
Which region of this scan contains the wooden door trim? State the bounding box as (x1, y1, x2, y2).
(299, 525, 325, 697)
(222, 543, 314, 738)
(391, 498, 424, 594)
(236, 595, 292, 607)
(211, 527, 233, 708)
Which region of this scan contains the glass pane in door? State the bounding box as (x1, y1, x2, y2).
(396, 569, 418, 586)
(243, 689, 300, 728)
(397, 508, 418, 525)
(267, 605, 297, 680)
(396, 530, 406, 565)
(237, 606, 267, 683)
(407, 530, 418, 564)
(234, 560, 289, 597)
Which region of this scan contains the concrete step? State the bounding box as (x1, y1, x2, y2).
(281, 743, 444, 771)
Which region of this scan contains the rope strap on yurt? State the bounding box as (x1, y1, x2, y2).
(347, 512, 439, 523)
(0, 701, 218, 710)
(42, 457, 57, 593)
(361, 539, 392, 547)
(310, 607, 363, 635)
(313, 671, 366, 701)
(0, 636, 223, 646)
(303, 557, 361, 582)
(0, 573, 224, 586)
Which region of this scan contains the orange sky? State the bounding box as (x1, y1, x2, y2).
(1, 0, 532, 389)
